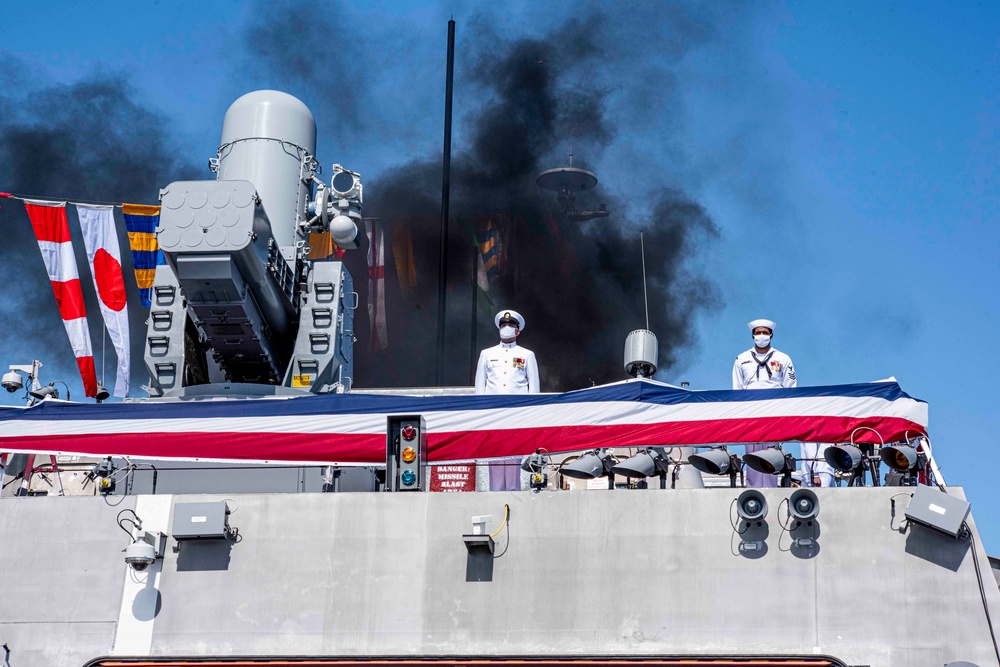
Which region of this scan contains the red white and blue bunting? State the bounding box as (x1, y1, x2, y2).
(0, 379, 928, 465)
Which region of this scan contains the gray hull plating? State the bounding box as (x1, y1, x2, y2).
(0, 487, 997, 666)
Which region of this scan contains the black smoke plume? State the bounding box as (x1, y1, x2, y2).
(244, 7, 368, 136)
(336, 14, 722, 389)
(0, 4, 725, 398)
(0, 60, 198, 396)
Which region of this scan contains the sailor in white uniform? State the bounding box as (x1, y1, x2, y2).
(475, 310, 540, 491)
(732, 319, 796, 390)
(733, 318, 796, 488)
(475, 310, 540, 395)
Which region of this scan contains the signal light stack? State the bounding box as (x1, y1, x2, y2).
(386, 416, 426, 492)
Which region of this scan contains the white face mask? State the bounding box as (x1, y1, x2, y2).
(499, 325, 517, 340)
(754, 334, 771, 349)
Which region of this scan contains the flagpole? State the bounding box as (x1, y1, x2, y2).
(470, 242, 478, 384)
(435, 18, 456, 386)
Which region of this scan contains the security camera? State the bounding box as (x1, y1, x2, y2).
(123, 530, 166, 571)
(1, 371, 22, 393)
(124, 540, 156, 571)
(624, 330, 658, 378)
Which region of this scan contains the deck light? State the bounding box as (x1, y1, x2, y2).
(825, 444, 863, 472)
(743, 446, 796, 487)
(881, 444, 918, 471)
(560, 449, 617, 489)
(611, 449, 671, 489)
(881, 443, 926, 486)
(690, 446, 742, 487)
(824, 443, 879, 486)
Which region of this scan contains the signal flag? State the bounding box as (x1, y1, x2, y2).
(23, 201, 98, 397)
(122, 204, 165, 307)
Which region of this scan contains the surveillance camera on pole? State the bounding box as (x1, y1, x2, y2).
(3, 360, 64, 405)
(1, 371, 23, 393)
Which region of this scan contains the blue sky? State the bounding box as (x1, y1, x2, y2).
(1, 2, 998, 547)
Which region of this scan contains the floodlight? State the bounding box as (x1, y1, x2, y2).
(690, 446, 742, 487)
(743, 446, 796, 487)
(825, 444, 863, 472)
(881, 444, 918, 472)
(788, 488, 819, 524)
(612, 448, 669, 477)
(95, 382, 111, 403)
(736, 489, 768, 525)
(824, 443, 878, 486)
(611, 448, 671, 489)
(560, 449, 617, 489)
(28, 384, 59, 401)
(881, 443, 927, 486)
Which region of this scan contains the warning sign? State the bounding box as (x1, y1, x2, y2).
(429, 464, 476, 492)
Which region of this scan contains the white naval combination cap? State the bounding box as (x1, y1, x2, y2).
(495, 310, 525, 330)
(747, 318, 776, 332)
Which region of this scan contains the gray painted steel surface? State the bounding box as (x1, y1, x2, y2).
(155, 179, 297, 383)
(0, 488, 996, 667)
(282, 260, 355, 392)
(143, 265, 186, 394)
(0, 496, 134, 666)
(218, 90, 317, 248)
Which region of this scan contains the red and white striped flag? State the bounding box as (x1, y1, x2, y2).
(365, 217, 387, 351)
(77, 205, 130, 397)
(24, 201, 98, 397)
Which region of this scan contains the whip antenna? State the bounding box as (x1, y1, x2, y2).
(623, 230, 658, 379)
(641, 230, 649, 330)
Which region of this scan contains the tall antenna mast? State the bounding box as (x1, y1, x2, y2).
(640, 230, 649, 330)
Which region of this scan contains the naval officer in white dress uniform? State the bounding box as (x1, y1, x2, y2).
(733, 318, 796, 488)
(475, 310, 540, 491)
(475, 310, 540, 395)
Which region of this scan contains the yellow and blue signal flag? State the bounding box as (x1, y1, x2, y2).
(122, 204, 166, 307)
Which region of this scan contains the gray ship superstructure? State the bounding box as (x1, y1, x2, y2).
(0, 91, 997, 667)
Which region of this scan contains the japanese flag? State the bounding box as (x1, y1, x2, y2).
(77, 205, 130, 397)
